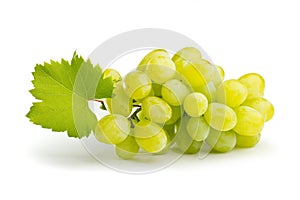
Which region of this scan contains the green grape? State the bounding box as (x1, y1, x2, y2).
(196, 81, 217, 103)
(141, 96, 172, 124)
(204, 103, 237, 131)
(233, 106, 264, 136)
(236, 133, 261, 148)
(242, 97, 274, 121)
(106, 82, 133, 117)
(216, 79, 248, 108)
(137, 49, 169, 71)
(102, 68, 122, 86)
(124, 70, 152, 100)
(161, 79, 190, 106)
(134, 121, 167, 153)
(94, 114, 130, 144)
(184, 92, 208, 117)
(206, 129, 236, 153)
(152, 83, 162, 97)
(238, 73, 265, 99)
(166, 106, 182, 125)
(144, 56, 176, 84)
(154, 125, 175, 155)
(215, 65, 225, 81)
(175, 116, 203, 154)
(115, 135, 139, 159)
(199, 63, 223, 87)
(173, 60, 208, 90)
(172, 47, 202, 63)
(187, 117, 210, 141)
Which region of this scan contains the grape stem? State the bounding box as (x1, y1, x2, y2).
(92, 99, 107, 110)
(129, 107, 141, 127)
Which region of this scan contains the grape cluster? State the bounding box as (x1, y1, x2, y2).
(94, 47, 274, 159)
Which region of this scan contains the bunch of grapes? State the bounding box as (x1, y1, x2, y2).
(94, 47, 274, 159)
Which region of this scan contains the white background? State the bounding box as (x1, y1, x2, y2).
(0, 0, 299, 199)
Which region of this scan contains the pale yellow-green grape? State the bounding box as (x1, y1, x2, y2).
(238, 73, 265, 99)
(154, 127, 174, 155)
(187, 117, 210, 141)
(172, 47, 202, 64)
(166, 106, 182, 125)
(134, 121, 167, 153)
(196, 81, 217, 103)
(141, 96, 172, 124)
(175, 116, 203, 154)
(144, 56, 176, 84)
(242, 97, 274, 121)
(137, 49, 169, 71)
(124, 70, 152, 100)
(102, 68, 122, 86)
(184, 92, 208, 117)
(94, 114, 130, 144)
(133, 120, 164, 138)
(173, 61, 208, 90)
(206, 129, 236, 153)
(161, 79, 190, 106)
(152, 83, 162, 97)
(107, 83, 132, 117)
(216, 79, 248, 108)
(199, 63, 223, 87)
(115, 135, 139, 159)
(215, 65, 225, 81)
(204, 103, 237, 131)
(236, 133, 261, 148)
(233, 106, 264, 136)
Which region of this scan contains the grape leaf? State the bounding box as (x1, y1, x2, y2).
(26, 52, 113, 138)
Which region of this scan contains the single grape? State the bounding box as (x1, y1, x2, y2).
(184, 92, 208, 117)
(206, 129, 236, 153)
(236, 133, 261, 148)
(172, 47, 202, 63)
(137, 49, 169, 71)
(106, 82, 133, 117)
(115, 135, 139, 159)
(165, 106, 182, 125)
(161, 79, 190, 106)
(154, 126, 175, 155)
(216, 79, 248, 108)
(238, 73, 265, 99)
(124, 70, 152, 100)
(204, 103, 237, 131)
(187, 117, 210, 141)
(173, 60, 208, 90)
(133, 120, 164, 138)
(215, 65, 225, 81)
(134, 121, 167, 153)
(102, 68, 122, 86)
(233, 106, 264, 136)
(144, 56, 176, 84)
(242, 97, 274, 121)
(175, 116, 203, 154)
(94, 114, 130, 144)
(141, 96, 172, 124)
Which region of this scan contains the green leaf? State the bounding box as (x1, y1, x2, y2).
(26, 52, 114, 138)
